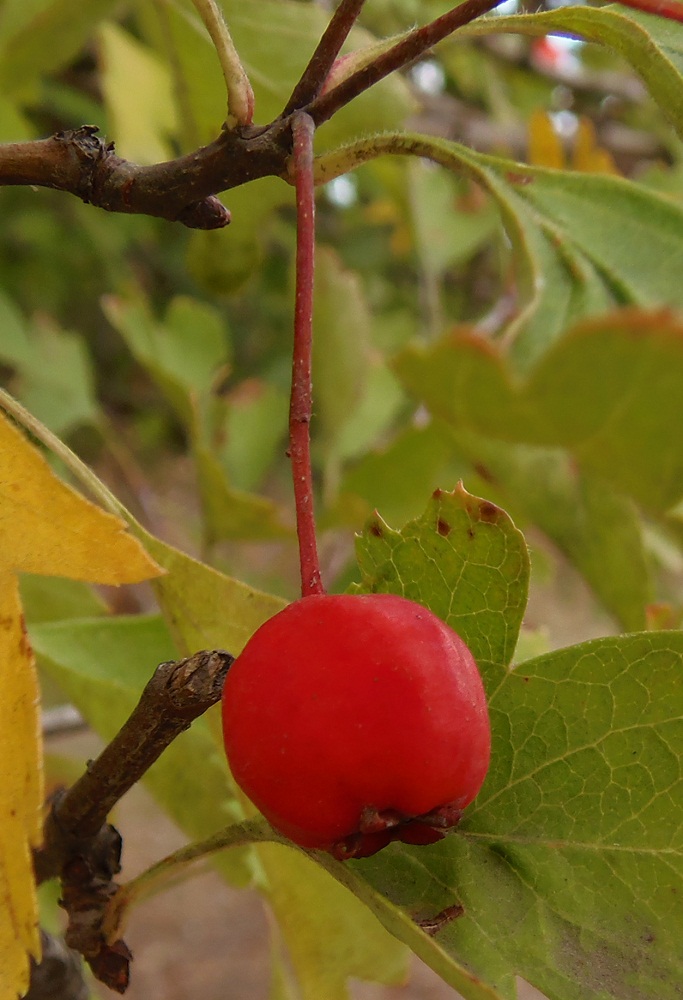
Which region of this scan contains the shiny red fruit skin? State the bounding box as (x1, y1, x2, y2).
(221, 593, 491, 858)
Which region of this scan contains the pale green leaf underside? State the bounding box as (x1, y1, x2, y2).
(353, 632, 683, 1000)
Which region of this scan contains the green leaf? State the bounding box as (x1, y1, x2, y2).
(31, 613, 255, 886)
(19, 575, 107, 625)
(449, 431, 651, 631)
(98, 22, 177, 164)
(353, 631, 683, 1000)
(221, 379, 288, 493)
(319, 133, 683, 368)
(258, 843, 408, 1000)
(0, 316, 98, 437)
(337, 420, 466, 527)
(395, 311, 683, 513)
(104, 293, 292, 541)
(141, 0, 413, 150)
(354, 483, 530, 674)
(407, 159, 498, 278)
(103, 290, 230, 429)
(195, 444, 293, 544)
(0, 0, 124, 96)
(312, 247, 371, 453)
(103, 292, 229, 426)
(137, 531, 286, 656)
(459, 4, 683, 141)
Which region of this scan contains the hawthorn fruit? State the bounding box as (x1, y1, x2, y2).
(221, 593, 491, 859)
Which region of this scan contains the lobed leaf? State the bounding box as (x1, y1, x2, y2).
(448, 430, 651, 631)
(352, 632, 683, 1000)
(395, 310, 683, 513)
(354, 483, 530, 675)
(103, 293, 292, 542)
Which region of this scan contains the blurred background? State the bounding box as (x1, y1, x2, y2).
(8, 0, 683, 995)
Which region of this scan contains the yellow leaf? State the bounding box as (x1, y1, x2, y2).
(572, 116, 619, 175)
(528, 109, 564, 170)
(0, 574, 41, 1000)
(0, 411, 162, 997)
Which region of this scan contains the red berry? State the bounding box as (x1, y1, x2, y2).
(221, 593, 490, 859)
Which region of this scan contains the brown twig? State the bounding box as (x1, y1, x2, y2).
(0, 121, 293, 229)
(282, 0, 368, 116)
(306, 0, 504, 126)
(0, 2, 506, 228)
(33, 649, 233, 992)
(35, 648, 233, 881)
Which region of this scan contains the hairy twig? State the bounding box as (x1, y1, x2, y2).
(283, 0, 368, 115)
(306, 0, 504, 125)
(289, 113, 324, 597)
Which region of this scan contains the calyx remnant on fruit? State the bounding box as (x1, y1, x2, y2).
(221, 593, 491, 859)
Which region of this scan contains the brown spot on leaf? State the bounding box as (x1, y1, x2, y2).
(478, 501, 500, 522)
(416, 904, 465, 936)
(432, 488, 444, 500)
(369, 522, 383, 538)
(437, 519, 451, 537)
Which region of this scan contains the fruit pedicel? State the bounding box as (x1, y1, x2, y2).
(221, 113, 491, 860)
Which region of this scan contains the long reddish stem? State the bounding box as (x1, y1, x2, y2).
(290, 112, 324, 598)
